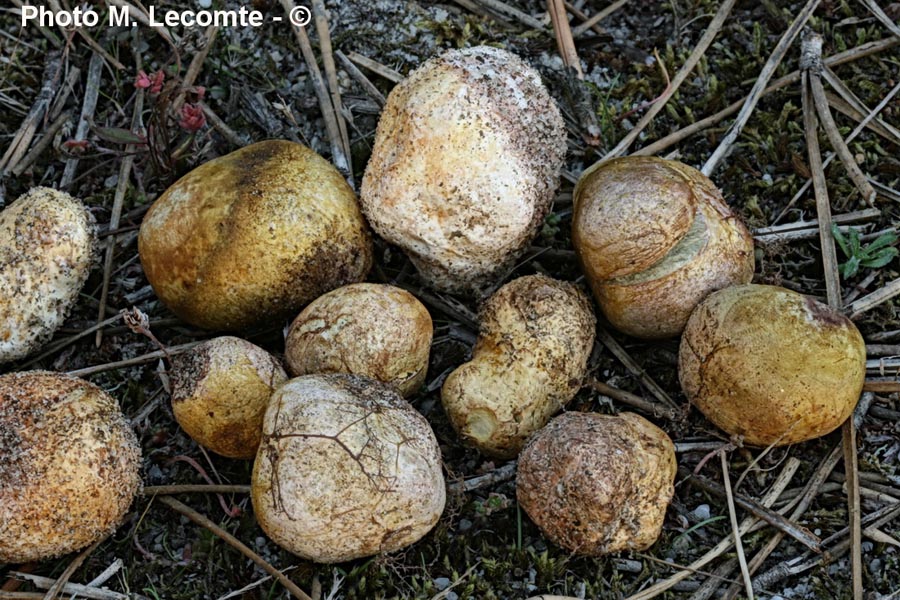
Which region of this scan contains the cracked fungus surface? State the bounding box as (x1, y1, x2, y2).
(285, 283, 433, 397)
(573, 157, 753, 339)
(171, 336, 287, 459)
(0, 371, 141, 563)
(0, 187, 96, 363)
(251, 374, 445, 563)
(138, 140, 373, 331)
(360, 45, 566, 293)
(678, 284, 866, 446)
(441, 274, 596, 458)
(517, 412, 676, 556)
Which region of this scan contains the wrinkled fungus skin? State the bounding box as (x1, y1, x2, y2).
(441, 275, 596, 458)
(285, 283, 433, 397)
(0, 187, 96, 363)
(139, 140, 373, 331)
(171, 336, 287, 459)
(0, 371, 142, 563)
(573, 157, 754, 338)
(517, 412, 676, 555)
(251, 375, 445, 563)
(679, 284, 866, 446)
(360, 46, 567, 292)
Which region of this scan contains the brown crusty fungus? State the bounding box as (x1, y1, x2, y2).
(516, 411, 676, 555)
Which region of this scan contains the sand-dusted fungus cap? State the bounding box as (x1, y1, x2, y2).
(0, 371, 142, 563)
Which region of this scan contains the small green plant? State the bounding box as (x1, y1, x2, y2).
(831, 224, 898, 279)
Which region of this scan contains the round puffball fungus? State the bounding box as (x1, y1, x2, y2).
(517, 411, 676, 555)
(572, 156, 754, 339)
(441, 275, 596, 458)
(0, 371, 142, 564)
(251, 374, 445, 563)
(284, 284, 432, 397)
(679, 284, 866, 447)
(0, 187, 96, 363)
(138, 140, 373, 331)
(360, 46, 567, 293)
(170, 336, 287, 459)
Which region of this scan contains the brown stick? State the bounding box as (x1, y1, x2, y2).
(157, 496, 312, 600)
(587, 378, 681, 421)
(547, 0, 582, 78)
(594, 327, 679, 410)
(312, 0, 352, 179)
(336, 50, 386, 107)
(571, 0, 629, 37)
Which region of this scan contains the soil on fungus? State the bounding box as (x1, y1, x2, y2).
(1, 0, 900, 598)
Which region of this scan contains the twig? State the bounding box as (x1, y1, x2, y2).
(448, 462, 517, 494)
(603, 0, 736, 159)
(571, 0, 629, 37)
(66, 341, 202, 377)
(623, 458, 799, 600)
(587, 378, 680, 421)
(0, 52, 62, 175)
(280, 0, 350, 176)
(635, 36, 900, 157)
(846, 278, 900, 320)
(345, 51, 403, 83)
(336, 50, 386, 106)
(143, 484, 251, 496)
(200, 102, 248, 147)
(60, 52, 104, 189)
(471, 0, 544, 29)
(97, 34, 145, 347)
(720, 453, 754, 599)
(842, 413, 863, 600)
(9, 573, 139, 600)
(678, 467, 822, 553)
(312, 0, 352, 182)
(562, 2, 605, 37)
(157, 496, 313, 600)
(547, 0, 582, 77)
(822, 67, 900, 146)
(173, 25, 218, 111)
(856, 0, 900, 38)
(41, 536, 106, 600)
(702, 0, 821, 176)
(863, 378, 900, 393)
(594, 327, 679, 410)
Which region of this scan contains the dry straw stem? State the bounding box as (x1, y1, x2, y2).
(561, 2, 605, 37)
(602, 0, 737, 160)
(0, 52, 62, 176)
(472, 0, 545, 29)
(280, 0, 350, 176)
(345, 51, 403, 83)
(172, 25, 219, 112)
(857, 0, 900, 38)
(312, 0, 352, 176)
(200, 102, 248, 147)
(846, 278, 900, 320)
(9, 573, 138, 600)
(801, 31, 864, 599)
(9, 110, 71, 177)
(60, 52, 104, 189)
(588, 378, 681, 421)
(594, 327, 679, 410)
(336, 50, 387, 106)
(702, 0, 821, 176)
(571, 0, 629, 37)
(822, 67, 900, 146)
(753, 208, 879, 244)
(547, 0, 582, 77)
(719, 453, 754, 599)
(158, 496, 313, 600)
(66, 341, 202, 377)
(39, 536, 107, 600)
(636, 36, 899, 157)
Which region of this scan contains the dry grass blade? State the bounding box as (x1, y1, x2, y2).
(822, 67, 900, 146)
(720, 453, 754, 599)
(472, 0, 545, 29)
(345, 51, 403, 83)
(40, 536, 106, 600)
(336, 50, 386, 106)
(280, 0, 350, 176)
(157, 496, 313, 600)
(66, 341, 201, 377)
(603, 0, 736, 159)
(702, 0, 821, 176)
(571, 0, 629, 37)
(856, 0, 900, 38)
(9, 573, 140, 600)
(172, 25, 218, 112)
(846, 278, 900, 319)
(9, 109, 71, 177)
